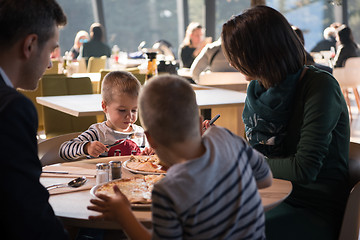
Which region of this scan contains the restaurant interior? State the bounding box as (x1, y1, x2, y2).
(11, 0, 360, 239)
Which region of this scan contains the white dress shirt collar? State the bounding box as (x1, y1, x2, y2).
(0, 67, 14, 88)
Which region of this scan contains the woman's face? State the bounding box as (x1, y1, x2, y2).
(190, 28, 204, 46)
(77, 36, 88, 47)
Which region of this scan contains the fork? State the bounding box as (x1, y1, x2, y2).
(106, 134, 133, 148)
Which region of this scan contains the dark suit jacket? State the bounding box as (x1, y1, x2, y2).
(0, 76, 67, 239)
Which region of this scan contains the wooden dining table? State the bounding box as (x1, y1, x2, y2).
(41, 156, 292, 231)
(36, 85, 247, 137)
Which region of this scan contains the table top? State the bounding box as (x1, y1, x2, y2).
(41, 156, 292, 230)
(36, 85, 246, 117)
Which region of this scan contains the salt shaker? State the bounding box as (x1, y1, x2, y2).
(96, 163, 109, 185)
(110, 160, 122, 180)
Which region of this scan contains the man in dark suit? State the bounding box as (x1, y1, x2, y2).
(0, 1, 68, 239)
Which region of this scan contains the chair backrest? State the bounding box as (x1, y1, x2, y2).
(87, 56, 107, 73)
(349, 142, 360, 187)
(44, 59, 59, 75)
(344, 57, 360, 69)
(338, 181, 360, 240)
(41, 75, 97, 138)
(17, 78, 44, 131)
(77, 58, 87, 73)
(38, 132, 81, 166)
(344, 58, 360, 89)
(99, 69, 111, 93)
(337, 141, 360, 240)
(198, 72, 248, 92)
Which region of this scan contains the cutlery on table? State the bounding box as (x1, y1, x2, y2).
(46, 176, 87, 190)
(106, 134, 134, 148)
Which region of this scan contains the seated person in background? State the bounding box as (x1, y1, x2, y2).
(333, 25, 360, 68)
(179, 22, 211, 68)
(310, 25, 337, 52)
(60, 71, 153, 161)
(78, 22, 111, 62)
(222, 6, 350, 240)
(190, 38, 237, 83)
(292, 26, 332, 73)
(70, 30, 89, 60)
(88, 75, 272, 240)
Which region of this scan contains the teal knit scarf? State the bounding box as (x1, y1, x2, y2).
(243, 68, 303, 157)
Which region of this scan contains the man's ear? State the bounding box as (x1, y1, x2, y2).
(144, 131, 157, 149)
(23, 34, 38, 59)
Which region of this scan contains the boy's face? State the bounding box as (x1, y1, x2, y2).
(102, 93, 138, 132)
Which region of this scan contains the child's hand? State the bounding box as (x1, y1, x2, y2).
(202, 120, 211, 135)
(88, 185, 132, 225)
(141, 147, 155, 155)
(84, 141, 108, 157)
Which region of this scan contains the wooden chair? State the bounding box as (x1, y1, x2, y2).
(338, 141, 360, 240)
(44, 59, 59, 75)
(38, 132, 82, 166)
(77, 58, 87, 73)
(41, 75, 97, 138)
(87, 56, 107, 73)
(198, 72, 248, 92)
(333, 57, 360, 119)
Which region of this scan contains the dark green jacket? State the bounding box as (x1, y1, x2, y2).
(266, 66, 350, 228)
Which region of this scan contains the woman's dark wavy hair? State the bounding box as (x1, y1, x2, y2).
(0, 0, 67, 50)
(221, 6, 305, 89)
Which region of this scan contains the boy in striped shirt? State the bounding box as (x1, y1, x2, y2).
(88, 75, 272, 240)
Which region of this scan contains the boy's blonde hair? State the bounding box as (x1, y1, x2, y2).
(101, 71, 141, 104)
(139, 75, 199, 146)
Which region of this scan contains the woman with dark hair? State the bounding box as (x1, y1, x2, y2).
(222, 6, 350, 240)
(334, 25, 360, 68)
(79, 23, 111, 62)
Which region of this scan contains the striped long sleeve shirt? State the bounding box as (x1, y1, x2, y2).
(152, 126, 270, 240)
(59, 122, 147, 161)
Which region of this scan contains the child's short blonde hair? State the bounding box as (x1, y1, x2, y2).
(139, 75, 199, 146)
(101, 71, 141, 103)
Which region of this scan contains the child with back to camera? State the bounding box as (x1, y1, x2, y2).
(59, 71, 154, 161)
(88, 75, 272, 240)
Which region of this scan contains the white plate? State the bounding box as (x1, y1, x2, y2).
(122, 159, 167, 175)
(90, 180, 151, 209)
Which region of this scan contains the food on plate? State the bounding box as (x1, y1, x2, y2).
(95, 174, 165, 204)
(126, 155, 167, 173)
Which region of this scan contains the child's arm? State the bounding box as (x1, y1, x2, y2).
(256, 169, 273, 189)
(141, 147, 155, 155)
(84, 141, 108, 157)
(88, 186, 151, 240)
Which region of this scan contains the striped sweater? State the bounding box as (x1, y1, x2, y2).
(152, 126, 270, 240)
(59, 122, 148, 161)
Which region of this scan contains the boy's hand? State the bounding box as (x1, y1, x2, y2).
(141, 147, 155, 155)
(88, 185, 132, 225)
(84, 141, 108, 157)
(202, 120, 211, 135)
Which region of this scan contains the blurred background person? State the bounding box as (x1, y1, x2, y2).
(310, 25, 337, 52)
(178, 22, 211, 68)
(79, 23, 111, 63)
(190, 37, 237, 83)
(70, 30, 89, 60)
(292, 26, 332, 73)
(333, 25, 360, 68)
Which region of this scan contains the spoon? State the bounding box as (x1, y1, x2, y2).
(46, 176, 87, 190)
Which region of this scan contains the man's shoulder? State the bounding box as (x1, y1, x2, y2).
(0, 85, 31, 110)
